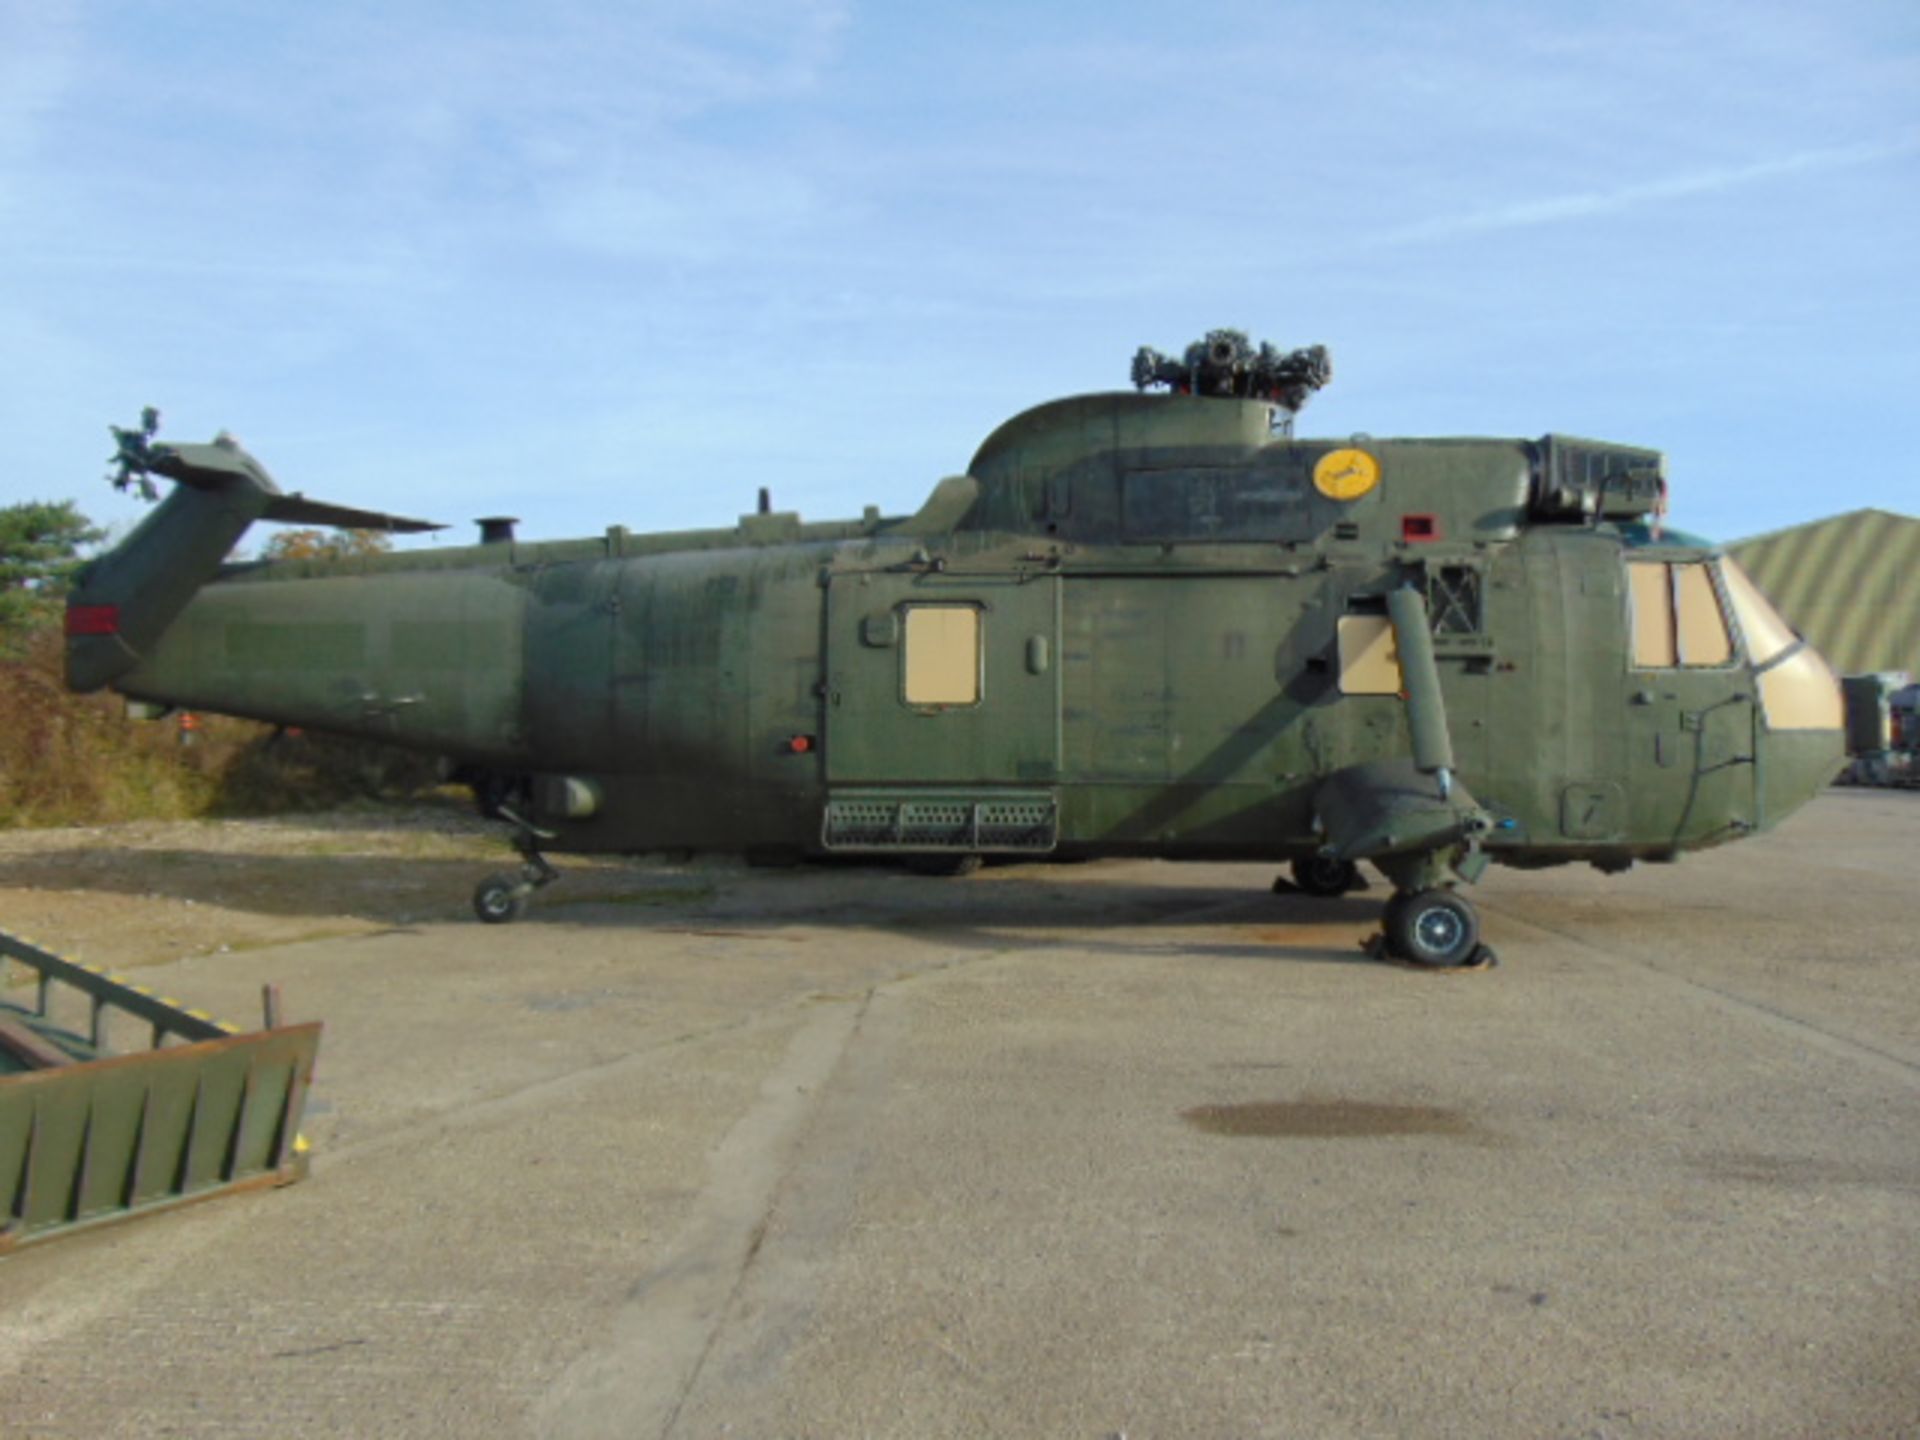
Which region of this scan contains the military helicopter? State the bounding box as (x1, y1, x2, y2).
(67, 331, 1847, 964)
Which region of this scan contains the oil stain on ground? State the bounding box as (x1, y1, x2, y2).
(1182, 1098, 1480, 1139)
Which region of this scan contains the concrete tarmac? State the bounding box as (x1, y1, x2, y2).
(2, 790, 1917, 1438)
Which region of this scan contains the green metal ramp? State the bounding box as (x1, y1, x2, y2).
(1, 928, 320, 1251)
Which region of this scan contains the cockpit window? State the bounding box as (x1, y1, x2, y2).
(1717, 558, 1843, 730)
(1674, 563, 1733, 666)
(1629, 563, 1677, 668)
(1628, 561, 1732, 669)
(1718, 558, 1797, 665)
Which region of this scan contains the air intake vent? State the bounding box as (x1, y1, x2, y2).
(822, 790, 1058, 853)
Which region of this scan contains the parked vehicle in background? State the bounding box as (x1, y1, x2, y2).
(1839, 671, 1920, 787)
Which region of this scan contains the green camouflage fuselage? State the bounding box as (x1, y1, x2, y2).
(76, 392, 1845, 867)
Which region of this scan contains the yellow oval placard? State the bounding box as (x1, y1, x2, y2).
(1313, 447, 1380, 501)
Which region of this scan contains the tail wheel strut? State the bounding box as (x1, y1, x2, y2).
(472, 806, 561, 924)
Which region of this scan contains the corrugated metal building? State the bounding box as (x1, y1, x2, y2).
(1726, 508, 1920, 675)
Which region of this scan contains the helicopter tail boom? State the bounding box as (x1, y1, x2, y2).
(68, 424, 440, 693)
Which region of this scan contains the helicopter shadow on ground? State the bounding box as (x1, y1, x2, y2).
(0, 849, 515, 925)
(552, 861, 1393, 970)
(0, 846, 1390, 967)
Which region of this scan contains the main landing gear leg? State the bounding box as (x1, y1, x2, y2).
(472, 807, 561, 925)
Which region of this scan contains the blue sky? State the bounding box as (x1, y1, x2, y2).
(2, 1, 1915, 550)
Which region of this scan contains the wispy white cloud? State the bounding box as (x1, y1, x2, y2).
(0, 0, 80, 213)
(1370, 133, 1920, 249)
(540, 153, 824, 263)
(0, 246, 432, 290)
(0, 0, 860, 377)
(0, 2, 1914, 546)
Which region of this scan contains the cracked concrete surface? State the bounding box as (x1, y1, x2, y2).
(536, 996, 870, 1440)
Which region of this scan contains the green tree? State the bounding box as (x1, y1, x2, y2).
(258, 527, 395, 562)
(0, 500, 104, 645)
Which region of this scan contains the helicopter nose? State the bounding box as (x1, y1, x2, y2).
(1716, 558, 1847, 830)
(1753, 645, 1847, 829)
(1758, 714, 1846, 827)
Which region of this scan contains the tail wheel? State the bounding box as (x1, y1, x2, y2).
(473, 873, 529, 925)
(1384, 889, 1480, 966)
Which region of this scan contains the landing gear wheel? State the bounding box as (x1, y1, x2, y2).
(1384, 888, 1481, 967)
(473, 873, 529, 925)
(905, 853, 983, 878)
(1381, 889, 1411, 939)
(1290, 855, 1361, 897)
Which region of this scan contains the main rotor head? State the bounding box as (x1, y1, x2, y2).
(1131, 329, 1332, 413)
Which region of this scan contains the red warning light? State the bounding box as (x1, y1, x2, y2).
(787, 734, 816, 754)
(65, 604, 120, 636)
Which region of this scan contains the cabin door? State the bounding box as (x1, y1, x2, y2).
(824, 572, 1061, 784)
(1623, 558, 1758, 846)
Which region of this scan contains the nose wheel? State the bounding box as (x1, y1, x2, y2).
(1378, 888, 1495, 969)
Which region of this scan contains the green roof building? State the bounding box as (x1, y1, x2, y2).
(1726, 508, 1920, 676)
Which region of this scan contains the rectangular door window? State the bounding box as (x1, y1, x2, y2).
(903, 606, 981, 706)
(1336, 614, 1402, 695)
